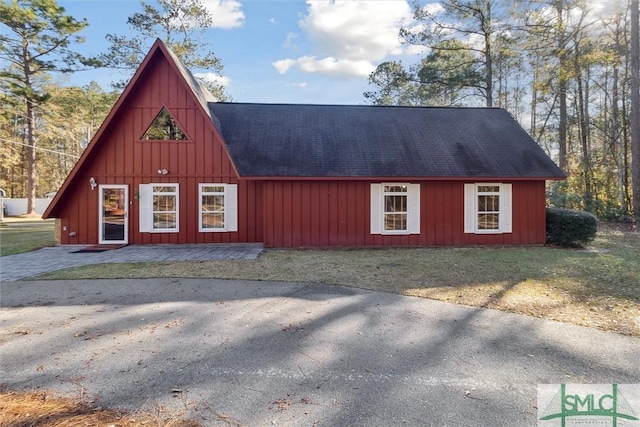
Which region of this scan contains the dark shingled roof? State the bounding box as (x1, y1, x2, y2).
(208, 103, 565, 179)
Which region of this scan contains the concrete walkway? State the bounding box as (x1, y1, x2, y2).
(0, 244, 263, 281)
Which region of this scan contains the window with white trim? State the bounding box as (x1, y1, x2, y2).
(198, 183, 238, 232)
(370, 183, 420, 235)
(464, 183, 512, 234)
(139, 183, 179, 233)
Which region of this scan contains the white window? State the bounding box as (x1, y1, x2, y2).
(464, 183, 512, 234)
(139, 183, 179, 233)
(370, 183, 420, 235)
(198, 183, 237, 232)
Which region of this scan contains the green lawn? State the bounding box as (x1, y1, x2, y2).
(3, 219, 637, 336)
(0, 220, 57, 256)
(35, 225, 640, 336)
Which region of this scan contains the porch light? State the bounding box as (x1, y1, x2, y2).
(89, 177, 97, 190)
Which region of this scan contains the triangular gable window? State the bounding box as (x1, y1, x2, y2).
(141, 107, 188, 141)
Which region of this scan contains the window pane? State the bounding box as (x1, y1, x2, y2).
(202, 186, 225, 193)
(202, 195, 224, 212)
(385, 195, 407, 212)
(478, 195, 499, 212)
(153, 213, 176, 229)
(142, 108, 187, 140)
(478, 185, 500, 193)
(153, 186, 176, 193)
(153, 195, 176, 211)
(202, 212, 224, 229)
(384, 213, 407, 231)
(478, 213, 499, 230)
(384, 185, 407, 193)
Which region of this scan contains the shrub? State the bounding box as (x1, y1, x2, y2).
(546, 208, 598, 247)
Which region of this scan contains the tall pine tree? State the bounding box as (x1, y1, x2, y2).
(0, 0, 92, 214)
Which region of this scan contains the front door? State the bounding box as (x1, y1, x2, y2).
(99, 185, 128, 244)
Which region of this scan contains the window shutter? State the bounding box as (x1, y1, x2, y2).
(370, 183, 382, 234)
(500, 184, 512, 233)
(226, 184, 238, 232)
(138, 184, 152, 233)
(408, 184, 420, 234)
(464, 184, 475, 234)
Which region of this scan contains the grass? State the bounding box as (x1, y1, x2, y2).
(0, 219, 57, 256)
(0, 390, 199, 426)
(36, 225, 640, 337)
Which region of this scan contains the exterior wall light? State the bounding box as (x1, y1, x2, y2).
(89, 177, 97, 190)
(157, 169, 169, 175)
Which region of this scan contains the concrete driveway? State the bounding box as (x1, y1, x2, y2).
(1, 278, 639, 426)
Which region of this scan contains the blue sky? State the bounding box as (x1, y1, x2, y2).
(57, 0, 430, 105)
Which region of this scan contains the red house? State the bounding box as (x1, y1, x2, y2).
(43, 39, 565, 248)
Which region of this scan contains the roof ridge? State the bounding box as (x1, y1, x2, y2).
(209, 102, 504, 110)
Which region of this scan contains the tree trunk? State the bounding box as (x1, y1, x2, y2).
(26, 99, 37, 215)
(23, 40, 37, 216)
(631, 0, 640, 222)
(484, 0, 493, 107)
(612, 64, 629, 215)
(576, 49, 592, 212)
(556, 0, 568, 172)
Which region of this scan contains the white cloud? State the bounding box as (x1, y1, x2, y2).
(301, 0, 414, 61)
(202, 0, 245, 29)
(195, 72, 230, 87)
(423, 3, 444, 14)
(588, 0, 620, 19)
(273, 56, 375, 79)
(274, 0, 417, 79)
(297, 56, 375, 78)
(273, 58, 297, 74)
(290, 82, 307, 88)
(282, 32, 298, 49)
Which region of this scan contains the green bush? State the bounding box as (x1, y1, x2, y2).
(546, 208, 598, 247)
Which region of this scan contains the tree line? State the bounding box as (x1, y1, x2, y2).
(0, 0, 227, 214)
(365, 0, 640, 222)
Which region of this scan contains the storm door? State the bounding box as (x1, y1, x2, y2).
(99, 185, 128, 244)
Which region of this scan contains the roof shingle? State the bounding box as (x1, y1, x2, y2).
(208, 103, 565, 179)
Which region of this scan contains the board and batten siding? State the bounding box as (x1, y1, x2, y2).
(261, 180, 547, 247)
(53, 50, 262, 245)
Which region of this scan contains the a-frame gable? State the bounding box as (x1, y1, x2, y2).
(43, 39, 237, 219)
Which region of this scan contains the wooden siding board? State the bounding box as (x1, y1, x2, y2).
(451, 183, 464, 245)
(299, 183, 310, 246)
(356, 182, 366, 246)
(254, 181, 263, 243)
(263, 182, 274, 247)
(327, 181, 338, 246)
(283, 182, 293, 247)
(185, 177, 196, 243)
(291, 182, 302, 247)
(319, 182, 330, 246)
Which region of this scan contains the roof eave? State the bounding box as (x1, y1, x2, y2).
(236, 175, 567, 181)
